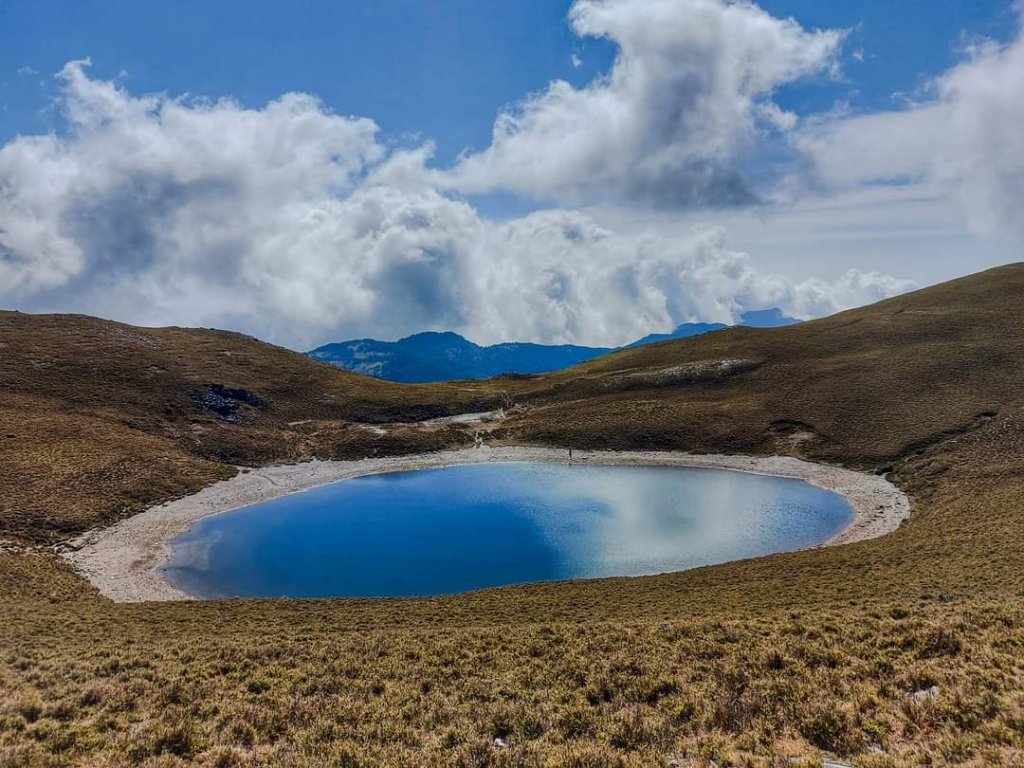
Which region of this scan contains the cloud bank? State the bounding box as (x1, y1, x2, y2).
(0, 58, 909, 348)
(0, 0, 949, 349)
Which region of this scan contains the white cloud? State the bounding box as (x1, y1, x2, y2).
(0, 54, 912, 349)
(468, 211, 912, 344)
(796, 13, 1024, 242)
(589, 183, 1012, 291)
(447, 0, 843, 207)
(0, 59, 382, 297)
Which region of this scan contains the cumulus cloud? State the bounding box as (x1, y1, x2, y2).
(447, 0, 844, 207)
(796, 12, 1024, 241)
(469, 212, 911, 344)
(0, 58, 911, 349)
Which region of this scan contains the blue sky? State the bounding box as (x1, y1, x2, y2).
(0, 1, 1021, 347)
(1, 0, 1015, 161)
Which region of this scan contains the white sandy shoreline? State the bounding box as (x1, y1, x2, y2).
(64, 446, 911, 603)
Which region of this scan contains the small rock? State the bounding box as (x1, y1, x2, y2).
(911, 685, 940, 702)
(493, 737, 508, 749)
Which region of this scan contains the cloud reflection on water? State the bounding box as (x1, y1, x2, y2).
(164, 462, 852, 599)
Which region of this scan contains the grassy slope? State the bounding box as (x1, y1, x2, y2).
(506, 267, 1021, 463)
(2, 265, 1024, 766)
(0, 313, 505, 542)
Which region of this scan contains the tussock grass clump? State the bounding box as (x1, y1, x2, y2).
(2, 597, 1023, 765)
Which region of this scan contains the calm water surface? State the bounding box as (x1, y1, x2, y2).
(163, 462, 852, 599)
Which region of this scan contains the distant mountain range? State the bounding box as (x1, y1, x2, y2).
(307, 308, 799, 383)
(624, 308, 800, 348)
(307, 332, 612, 384)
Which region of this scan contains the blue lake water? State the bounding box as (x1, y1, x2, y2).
(163, 462, 853, 599)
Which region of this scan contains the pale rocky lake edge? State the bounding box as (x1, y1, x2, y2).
(65, 446, 912, 603)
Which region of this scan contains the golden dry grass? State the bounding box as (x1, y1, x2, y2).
(2, 265, 1024, 765)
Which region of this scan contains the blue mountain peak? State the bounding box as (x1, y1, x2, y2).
(307, 308, 800, 382)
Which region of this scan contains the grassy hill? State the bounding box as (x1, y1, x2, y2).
(2, 265, 1024, 766)
(0, 313, 507, 542)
